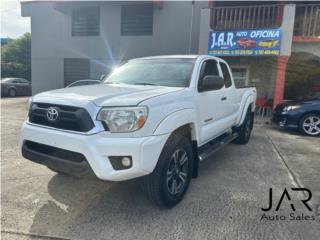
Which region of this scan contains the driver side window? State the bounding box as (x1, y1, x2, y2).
(198, 60, 220, 91)
(200, 60, 219, 79)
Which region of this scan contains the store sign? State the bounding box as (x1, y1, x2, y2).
(208, 29, 282, 56)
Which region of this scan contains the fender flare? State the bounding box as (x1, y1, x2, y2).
(153, 108, 199, 141)
(236, 93, 256, 126)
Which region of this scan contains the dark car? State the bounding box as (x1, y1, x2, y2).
(272, 93, 320, 136)
(1, 78, 31, 97)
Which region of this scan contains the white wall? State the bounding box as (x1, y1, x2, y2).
(22, 1, 207, 94)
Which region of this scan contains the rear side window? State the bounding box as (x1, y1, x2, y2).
(220, 63, 232, 88)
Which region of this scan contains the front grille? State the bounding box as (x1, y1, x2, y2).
(25, 140, 86, 163)
(29, 103, 94, 132)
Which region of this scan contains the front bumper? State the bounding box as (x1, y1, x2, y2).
(272, 111, 299, 129)
(19, 122, 170, 181)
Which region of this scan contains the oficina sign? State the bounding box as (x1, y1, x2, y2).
(208, 28, 282, 56)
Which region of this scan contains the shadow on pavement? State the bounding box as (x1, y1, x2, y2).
(29, 149, 230, 239)
(29, 171, 168, 238)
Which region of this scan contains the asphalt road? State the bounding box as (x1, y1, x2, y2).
(1, 98, 320, 240)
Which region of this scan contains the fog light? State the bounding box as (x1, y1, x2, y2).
(109, 156, 132, 170)
(121, 157, 131, 167)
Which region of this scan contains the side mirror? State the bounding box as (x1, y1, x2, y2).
(100, 74, 106, 81)
(199, 75, 224, 92)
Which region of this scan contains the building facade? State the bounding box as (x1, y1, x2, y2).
(21, 1, 207, 93)
(198, 1, 320, 107)
(21, 1, 320, 107)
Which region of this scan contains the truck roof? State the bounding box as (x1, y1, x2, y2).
(132, 55, 225, 62)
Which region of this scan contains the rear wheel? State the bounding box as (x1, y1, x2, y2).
(141, 134, 193, 207)
(233, 110, 253, 144)
(299, 114, 320, 137)
(8, 88, 16, 97)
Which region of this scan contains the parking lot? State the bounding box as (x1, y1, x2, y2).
(1, 97, 320, 240)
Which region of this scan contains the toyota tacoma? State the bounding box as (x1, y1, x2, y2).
(20, 55, 256, 207)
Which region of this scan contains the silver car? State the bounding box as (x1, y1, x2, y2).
(1, 78, 31, 97)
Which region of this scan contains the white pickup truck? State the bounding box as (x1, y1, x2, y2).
(20, 55, 256, 207)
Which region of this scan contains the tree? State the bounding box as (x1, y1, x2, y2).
(1, 33, 31, 81)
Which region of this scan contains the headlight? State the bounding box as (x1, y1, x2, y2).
(282, 105, 301, 112)
(26, 97, 32, 115)
(97, 106, 148, 132)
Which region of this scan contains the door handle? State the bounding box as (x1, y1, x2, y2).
(221, 96, 227, 101)
(204, 118, 213, 123)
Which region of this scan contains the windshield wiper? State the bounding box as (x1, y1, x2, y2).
(134, 82, 157, 86)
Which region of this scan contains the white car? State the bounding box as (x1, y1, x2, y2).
(20, 55, 256, 207)
(66, 79, 101, 88)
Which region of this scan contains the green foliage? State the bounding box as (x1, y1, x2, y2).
(1, 33, 31, 80)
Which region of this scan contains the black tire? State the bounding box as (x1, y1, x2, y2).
(233, 110, 253, 144)
(8, 88, 16, 97)
(141, 134, 194, 207)
(299, 113, 320, 137)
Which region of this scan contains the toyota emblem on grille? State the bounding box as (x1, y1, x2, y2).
(46, 107, 59, 122)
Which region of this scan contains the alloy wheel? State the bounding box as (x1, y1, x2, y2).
(166, 148, 189, 195)
(302, 116, 320, 136)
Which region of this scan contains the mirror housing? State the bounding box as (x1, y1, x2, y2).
(199, 75, 224, 92)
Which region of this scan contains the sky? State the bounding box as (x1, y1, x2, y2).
(1, 0, 30, 38)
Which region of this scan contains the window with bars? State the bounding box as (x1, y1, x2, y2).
(211, 5, 282, 30)
(121, 4, 153, 36)
(72, 7, 100, 36)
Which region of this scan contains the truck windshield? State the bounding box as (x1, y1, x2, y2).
(104, 58, 196, 87)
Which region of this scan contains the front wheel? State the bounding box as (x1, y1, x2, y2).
(299, 114, 320, 137)
(141, 134, 194, 207)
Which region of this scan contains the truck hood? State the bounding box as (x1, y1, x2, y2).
(32, 84, 184, 107)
